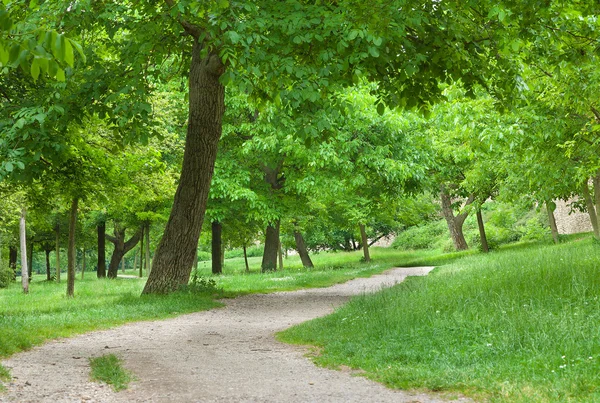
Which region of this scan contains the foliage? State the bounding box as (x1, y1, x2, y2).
(182, 274, 221, 295)
(89, 354, 133, 391)
(279, 238, 600, 402)
(0, 261, 12, 288)
(392, 220, 449, 251)
(393, 201, 551, 252)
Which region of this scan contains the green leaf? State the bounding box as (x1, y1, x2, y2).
(377, 102, 385, 116)
(53, 33, 66, 62)
(63, 37, 74, 67)
(498, 10, 506, 22)
(56, 67, 65, 81)
(31, 58, 40, 81)
(0, 42, 8, 65)
(5, 162, 13, 172)
(69, 39, 86, 63)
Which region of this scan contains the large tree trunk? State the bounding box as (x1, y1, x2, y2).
(55, 224, 61, 282)
(106, 226, 142, 278)
(67, 198, 78, 297)
(262, 221, 280, 272)
(97, 221, 107, 278)
(546, 201, 559, 244)
(294, 230, 314, 268)
(440, 186, 472, 251)
(581, 180, 599, 239)
(20, 207, 29, 294)
(476, 209, 489, 252)
(143, 40, 224, 294)
(45, 248, 51, 280)
(9, 245, 17, 280)
(359, 223, 371, 263)
(211, 221, 222, 275)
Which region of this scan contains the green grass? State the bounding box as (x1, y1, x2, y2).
(278, 238, 600, 402)
(0, 247, 435, 363)
(0, 363, 9, 391)
(0, 276, 221, 358)
(89, 354, 133, 391)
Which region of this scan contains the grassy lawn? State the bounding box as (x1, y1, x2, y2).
(0, 247, 430, 368)
(278, 237, 600, 402)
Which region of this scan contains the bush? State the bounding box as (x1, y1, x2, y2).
(518, 216, 550, 241)
(392, 220, 448, 250)
(197, 251, 211, 262)
(224, 244, 263, 259)
(0, 263, 13, 289)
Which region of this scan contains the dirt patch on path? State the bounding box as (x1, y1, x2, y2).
(1, 267, 470, 403)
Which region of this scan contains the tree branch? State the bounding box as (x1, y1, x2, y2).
(164, 0, 203, 39)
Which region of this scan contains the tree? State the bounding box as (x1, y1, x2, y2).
(141, 0, 520, 293)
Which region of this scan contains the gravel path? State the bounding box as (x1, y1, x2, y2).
(1, 267, 470, 403)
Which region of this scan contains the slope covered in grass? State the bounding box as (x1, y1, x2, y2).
(279, 239, 600, 402)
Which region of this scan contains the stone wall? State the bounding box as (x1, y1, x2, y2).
(554, 199, 593, 234)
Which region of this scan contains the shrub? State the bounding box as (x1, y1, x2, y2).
(392, 220, 448, 250)
(224, 244, 264, 259)
(0, 262, 13, 289)
(197, 251, 211, 262)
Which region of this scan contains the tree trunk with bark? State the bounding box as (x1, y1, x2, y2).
(106, 226, 142, 279)
(294, 230, 314, 268)
(67, 198, 78, 297)
(133, 247, 139, 277)
(27, 238, 33, 280)
(139, 227, 145, 278)
(359, 223, 371, 263)
(55, 224, 61, 282)
(262, 221, 280, 272)
(243, 243, 250, 272)
(143, 38, 224, 294)
(9, 245, 17, 280)
(97, 221, 107, 278)
(581, 180, 599, 239)
(546, 201, 560, 244)
(45, 248, 52, 280)
(278, 240, 284, 270)
(476, 209, 489, 252)
(212, 221, 222, 275)
(19, 207, 29, 294)
(440, 186, 473, 251)
(81, 249, 86, 280)
(145, 223, 151, 274)
(593, 171, 600, 237)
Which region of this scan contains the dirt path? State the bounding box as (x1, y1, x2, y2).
(1, 267, 470, 403)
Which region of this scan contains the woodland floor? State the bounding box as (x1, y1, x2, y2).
(1, 267, 471, 403)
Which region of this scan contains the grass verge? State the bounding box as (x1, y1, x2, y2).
(278, 238, 600, 403)
(89, 354, 133, 391)
(0, 247, 438, 362)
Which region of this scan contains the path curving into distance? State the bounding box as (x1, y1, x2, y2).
(2, 267, 471, 403)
